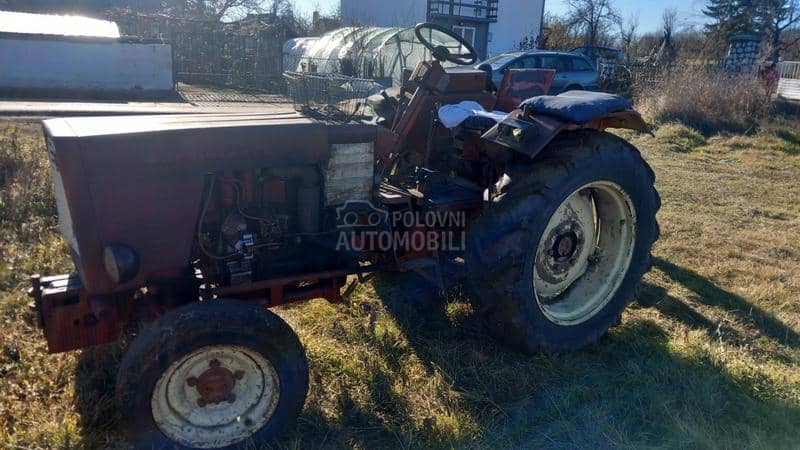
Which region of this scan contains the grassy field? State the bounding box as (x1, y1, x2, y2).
(1, 117, 800, 449)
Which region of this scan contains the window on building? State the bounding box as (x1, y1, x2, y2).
(452, 25, 476, 47)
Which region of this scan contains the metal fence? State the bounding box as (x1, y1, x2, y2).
(778, 61, 800, 100)
(598, 59, 729, 96)
(108, 10, 296, 92)
(780, 61, 800, 79)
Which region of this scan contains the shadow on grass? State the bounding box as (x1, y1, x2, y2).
(651, 257, 800, 348)
(72, 261, 800, 448)
(73, 344, 124, 448)
(315, 269, 800, 448)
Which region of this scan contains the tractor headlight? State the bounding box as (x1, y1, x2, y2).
(103, 244, 139, 284)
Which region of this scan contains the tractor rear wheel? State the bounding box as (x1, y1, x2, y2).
(115, 300, 308, 449)
(466, 131, 660, 353)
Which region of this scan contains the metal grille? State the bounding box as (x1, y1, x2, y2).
(284, 71, 381, 121)
(428, 0, 499, 21)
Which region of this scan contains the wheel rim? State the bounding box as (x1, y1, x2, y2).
(533, 181, 636, 325)
(151, 345, 280, 448)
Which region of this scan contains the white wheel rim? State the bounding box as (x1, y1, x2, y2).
(533, 181, 636, 325)
(151, 345, 280, 448)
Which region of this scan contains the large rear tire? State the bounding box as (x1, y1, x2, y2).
(466, 131, 660, 353)
(116, 300, 308, 449)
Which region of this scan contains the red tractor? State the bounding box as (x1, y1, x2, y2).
(30, 24, 659, 448)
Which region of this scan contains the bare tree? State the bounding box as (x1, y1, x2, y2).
(523, 11, 583, 50)
(656, 8, 678, 62)
(566, 0, 621, 47)
(162, 0, 264, 21)
(762, 0, 800, 62)
(662, 8, 677, 44)
(618, 14, 639, 59)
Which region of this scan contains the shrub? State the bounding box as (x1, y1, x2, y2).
(637, 66, 769, 135)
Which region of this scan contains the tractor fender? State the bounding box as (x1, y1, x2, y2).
(481, 109, 651, 160)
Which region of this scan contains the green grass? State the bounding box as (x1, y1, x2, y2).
(1, 120, 800, 448)
(654, 123, 706, 153)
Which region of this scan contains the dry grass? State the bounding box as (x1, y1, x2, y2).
(637, 66, 770, 135)
(1, 119, 800, 448)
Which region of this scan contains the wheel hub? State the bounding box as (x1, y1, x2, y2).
(187, 359, 244, 406)
(151, 345, 280, 448)
(533, 182, 636, 325)
(537, 214, 591, 289)
(553, 232, 577, 259)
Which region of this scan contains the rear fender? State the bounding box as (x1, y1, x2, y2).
(580, 110, 652, 135)
(481, 109, 651, 160)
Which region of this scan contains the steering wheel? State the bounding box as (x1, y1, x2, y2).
(414, 23, 478, 66)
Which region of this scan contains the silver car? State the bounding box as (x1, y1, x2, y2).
(476, 51, 600, 94)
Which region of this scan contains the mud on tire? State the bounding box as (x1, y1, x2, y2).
(466, 131, 660, 354)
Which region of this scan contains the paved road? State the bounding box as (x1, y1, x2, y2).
(0, 99, 294, 117)
(0, 84, 295, 118)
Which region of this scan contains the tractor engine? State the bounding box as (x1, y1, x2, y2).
(196, 140, 375, 287)
(196, 167, 322, 286)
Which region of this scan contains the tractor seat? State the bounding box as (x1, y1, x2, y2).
(461, 115, 499, 132)
(520, 91, 632, 124)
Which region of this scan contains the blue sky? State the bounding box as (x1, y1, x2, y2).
(292, 0, 711, 33)
(547, 0, 710, 32)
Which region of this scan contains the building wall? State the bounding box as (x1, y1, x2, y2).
(0, 37, 174, 92)
(430, 17, 490, 60)
(488, 0, 544, 56)
(340, 0, 544, 59)
(341, 0, 427, 26)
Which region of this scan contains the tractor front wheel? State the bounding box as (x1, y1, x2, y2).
(466, 131, 660, 353)
(115, 300, 308, 449)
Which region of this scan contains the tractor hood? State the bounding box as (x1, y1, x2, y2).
(43, 112, 333, 294)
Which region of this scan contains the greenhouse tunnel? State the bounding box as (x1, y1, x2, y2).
(283, 26, 467, 87)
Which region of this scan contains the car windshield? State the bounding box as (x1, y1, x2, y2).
(476, 54, 517, 70)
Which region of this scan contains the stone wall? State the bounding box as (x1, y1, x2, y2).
(724, 34, 762, 74)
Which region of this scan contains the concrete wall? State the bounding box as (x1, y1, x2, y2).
(341, 0, 427, 27)
(488, 0, 544, 56)
(0, 37, 174, 93)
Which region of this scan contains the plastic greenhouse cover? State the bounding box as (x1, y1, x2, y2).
(283, 26, 465, 87)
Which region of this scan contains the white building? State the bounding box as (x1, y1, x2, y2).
(340, 0, 545, 59)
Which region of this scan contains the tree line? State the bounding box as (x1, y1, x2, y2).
(524, 0, 799, 63)
(0, 0, 298, 22)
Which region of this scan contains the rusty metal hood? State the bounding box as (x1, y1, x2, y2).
(43, 112, 329, 295)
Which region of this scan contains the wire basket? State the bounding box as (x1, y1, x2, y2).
(284, 71, 382, 120)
